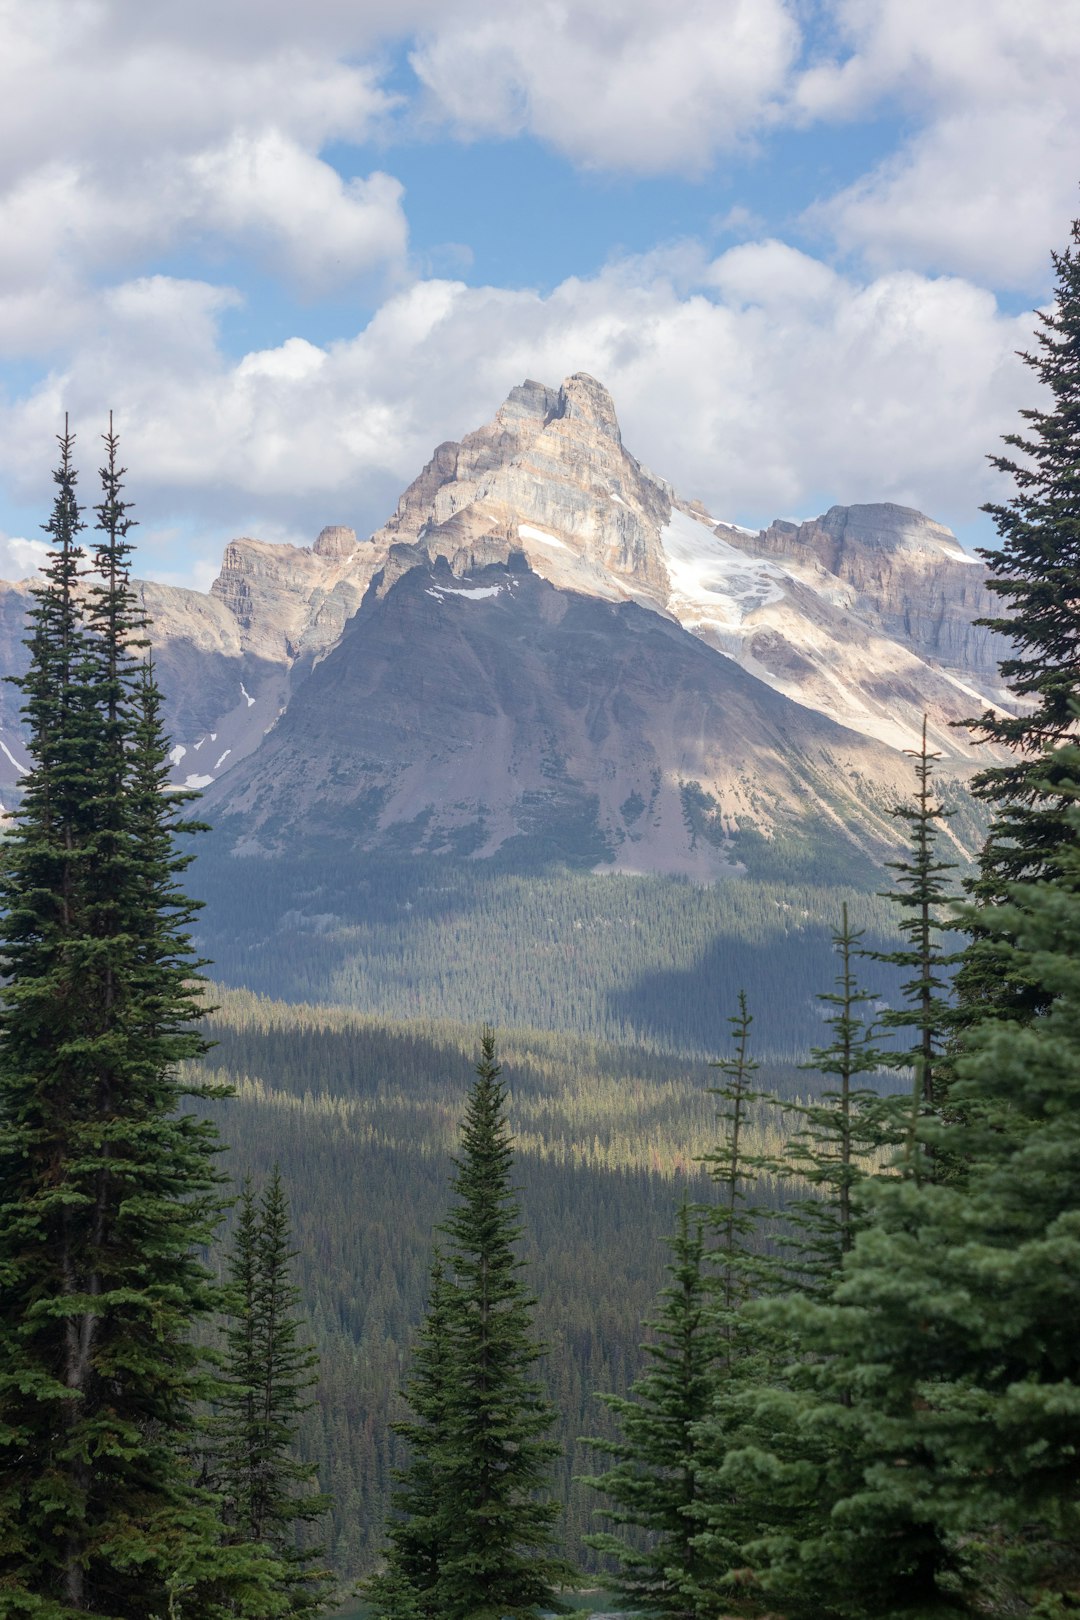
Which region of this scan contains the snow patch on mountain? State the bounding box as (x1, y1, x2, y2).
(428, 584, 503, 601)
(0, 739, 28, 775)
(518, 524, 571, 550)
(660, 509, 786, 623)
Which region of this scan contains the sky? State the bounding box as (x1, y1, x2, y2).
(1, 0, 1078, 589)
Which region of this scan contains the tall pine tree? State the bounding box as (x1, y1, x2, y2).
(368, 1253, 454, 1618)
(872, 717, 961, 1117)
(756, 753, 1080, 1617)
(583, 1202, 721, 1619)
(963, 210, 1080, 958)
(213, 1170, 331, 1616)
(0, 423, 283, 1618)
(376, 1030, 571, 1620)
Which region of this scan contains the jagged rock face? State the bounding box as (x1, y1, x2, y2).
(312, 525, 358, 560)
(209, 536, 373, 663)
(372, 372, 672, 594)
(372, 378, 561, 546)
(0, 371, 1014, 864)
(741, 504, 1006, 677)
(212, 556, 916, 876)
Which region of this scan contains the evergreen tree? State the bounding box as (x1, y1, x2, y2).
(388, 1029, 571, 1620)
(583, 1202, 721, 1619)
(963, 210, 1080, 938)
(215, 1170, 332, 1616)
(873, 718, 961, 1116)
(756, 758, 1080, 1617)
(368, 1253, 454, 1618)
(702, 917, 890, 1619)
(0, 424, 283, 1618)
(785, 903, 889, 1292)
(701, 992, 771, 1336)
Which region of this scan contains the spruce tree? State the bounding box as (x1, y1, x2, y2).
(701, 992, 770, 1337)
(583, 1202, 721, 1619)
(759, 757, 1080, 1617)
(0, 424, 283, 1617)
(963, 211, 1080, 907)
(785, 903, 889, 1291)
(214, 1170, 331, 1616)
(704, 919, 890, 1619)
(384, 1029, 571, 1620)
(873, 717, 961, 1115)
(368, 1253, 454, 1618)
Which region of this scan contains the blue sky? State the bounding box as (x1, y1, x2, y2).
(0, 0, 1077, 587)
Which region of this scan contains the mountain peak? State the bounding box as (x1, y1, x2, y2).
(556, 372, 622, 445)
(313, 524, 358, 559)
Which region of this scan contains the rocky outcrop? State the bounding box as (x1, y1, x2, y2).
(371, 378, 560, 548)
(739, 504, 1004, 677)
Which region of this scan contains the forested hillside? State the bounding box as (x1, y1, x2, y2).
(190, 851, 928, 1058)
(195, 990, 816, 1577)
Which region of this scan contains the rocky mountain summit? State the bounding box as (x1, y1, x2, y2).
(0, 375, 1011, 875)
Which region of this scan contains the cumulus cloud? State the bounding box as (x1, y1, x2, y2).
(0, 4, 409, 302)
(0, 534, 48, 583)
(796, 0, 1080, 287)
(0, 249, 1036, 584)
(410, 0, 801, 173)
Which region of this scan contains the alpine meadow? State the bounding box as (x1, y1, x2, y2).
(3, 67, 1080, 1620)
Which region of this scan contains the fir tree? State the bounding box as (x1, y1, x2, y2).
(963, 211, 1080, 954)
(0, 423, 284, 1618)
(752, 756, 1080, 1617)
(395, 1029, 571, 1620)
(701, 992, 770, 1336)
(848, 762, 1080, 1612)
(873, 717, 961, 1116)
(583, 1202, 721, 1619)
(785, 904, 889, 1291)
(689, 996, 803, 1615)
(215, 1170, 332, 1616)
(704, 919, 891, 1619)
(368, 1253, 454, 1618)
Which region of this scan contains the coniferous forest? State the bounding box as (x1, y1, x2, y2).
(2, 215, 1080, 1619)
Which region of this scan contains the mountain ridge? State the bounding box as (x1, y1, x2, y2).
(0, 373, 1011, 875)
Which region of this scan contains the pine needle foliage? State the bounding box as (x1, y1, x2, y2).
(214, 1169, 332, 1615)
(964, 213, 1080, 896)
(872, 717, 962, 1115)
(369, 1252, 455, 1616)
(0, 423, 284, 1618)
(700, 992, 775, 1329)
(374, 1030, 571, 1620)
(582, 1202, 723, 1619)
(784, 903, 889, 1292)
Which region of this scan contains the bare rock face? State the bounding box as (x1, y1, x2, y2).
(369, 372, 671, 596)
(372, 378, 560, 548)
(312, 525, 358, 560)
(742, 504, 1004, 677)
(213, 555, 917, 877)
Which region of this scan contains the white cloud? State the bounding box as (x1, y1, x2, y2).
(796, 0, 1080, 287)
(0, 250, 1036, 584)
(0, 534, 48, 582)
(410, 0, 801, 173)
(0, 6, 409, 301)
(187, 135, 407, 290)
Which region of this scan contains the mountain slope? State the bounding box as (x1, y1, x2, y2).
(210, 553, 922, 877)
(0, 372, 1010, 873)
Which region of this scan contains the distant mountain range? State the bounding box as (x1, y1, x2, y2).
(0, 374, 1011, 876)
